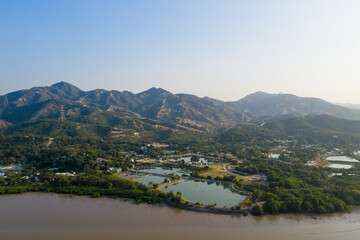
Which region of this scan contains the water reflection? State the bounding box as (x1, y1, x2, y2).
(161, 180, 246, 207)
(133, 175, 167, 186)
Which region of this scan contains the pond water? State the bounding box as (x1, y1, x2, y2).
(139, 167, 181, 175)
(161, 180, 246, 207)
(326, 156, 359, 163)
(174, 170, 192, 177)
(133, 175, 167, 186)
(328, 164, 353, 169)
(121, 174, 141, 179)
(1, 193, 360, 240)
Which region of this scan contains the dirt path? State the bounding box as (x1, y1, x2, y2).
(157, 178, 185, 189)
(222, 164, 239, 176)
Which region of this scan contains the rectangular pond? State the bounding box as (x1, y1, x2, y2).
(174, 170, 192, 177)
(133, 175, 167, 186)
(328, 164, 353, 169)
(326, 156, 359, 163)
(161, 180, 246, 208)
(138, 167, 181, 175)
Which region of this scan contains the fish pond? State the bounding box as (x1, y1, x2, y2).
(328, 164, 353, 169)
(138, 167, 181, 175)
(326, 156, 359, 169)
(133, 175, 167, 186)
(161, 180, 246, 208)
(326, 156, 359, 163)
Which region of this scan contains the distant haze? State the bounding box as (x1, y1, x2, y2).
(1, 1, 360, 103)
(335, 103, 360, 110)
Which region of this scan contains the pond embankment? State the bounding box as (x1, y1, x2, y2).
(164, 198, 250, 215)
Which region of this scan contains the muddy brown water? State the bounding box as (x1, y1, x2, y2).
(0, 193, 359, 240)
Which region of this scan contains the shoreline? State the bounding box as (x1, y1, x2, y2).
(164, 198, 250, 215)
(0, 190, 355, 217)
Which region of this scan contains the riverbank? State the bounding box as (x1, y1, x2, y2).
(164, 198, 250, 215)
(0, 184, 164, 204)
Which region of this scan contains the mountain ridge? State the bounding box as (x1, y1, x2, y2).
(1, 82, 360, 132)
(225, 91, 360, 121)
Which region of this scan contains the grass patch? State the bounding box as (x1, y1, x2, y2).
(199, 164, 243, 181)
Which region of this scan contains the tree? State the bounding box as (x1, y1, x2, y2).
(190, 155, 200, 163)
(263, 198, 281, 214)
(43, 171, 55, 182)
(251, 205, 264, 215)
(286, 197, 302, 212)
(53, 175, 70, 187)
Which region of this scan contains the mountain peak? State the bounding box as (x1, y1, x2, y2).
(137, 87, 172, 97)
(48, 81, 84, 99)
(51, 81, 79, 90)
(145, 87, 169, 93)
(240, 91, 275, 103)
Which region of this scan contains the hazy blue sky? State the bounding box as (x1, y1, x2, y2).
(1, 0, 360, 103)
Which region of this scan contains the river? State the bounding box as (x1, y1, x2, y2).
(0, 193, 359, 240)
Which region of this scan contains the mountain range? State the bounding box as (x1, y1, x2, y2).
(1, 82, 360, 134)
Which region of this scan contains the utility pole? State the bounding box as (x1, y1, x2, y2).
(59, 105, 66, 122)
